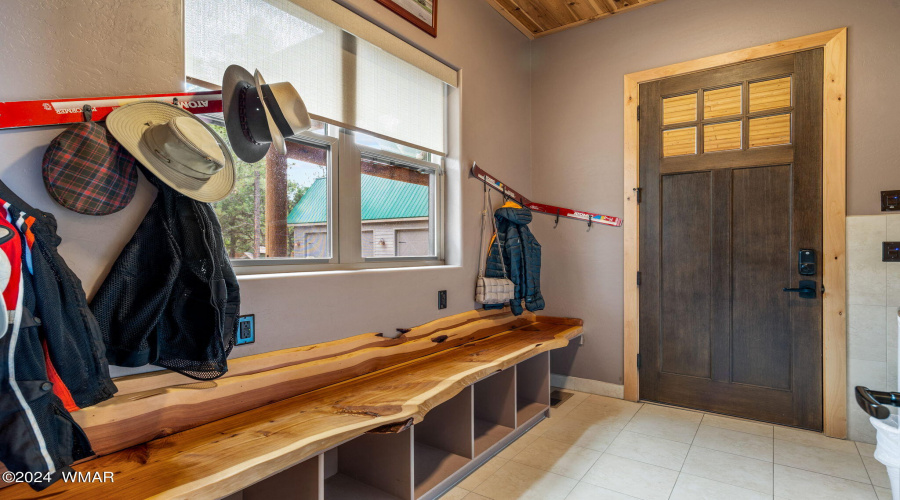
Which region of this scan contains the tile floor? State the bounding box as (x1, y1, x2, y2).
(441, 390, 893, 500)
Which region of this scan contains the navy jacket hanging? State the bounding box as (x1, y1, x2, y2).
(484, 202, 544, 315)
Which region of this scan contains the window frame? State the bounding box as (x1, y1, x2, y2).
(356, 145, 444, 265)
(227, 130, 339, 269)
(225, 127, 445, 276)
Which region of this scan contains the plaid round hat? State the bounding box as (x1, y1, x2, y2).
(42, 122, 139, 216)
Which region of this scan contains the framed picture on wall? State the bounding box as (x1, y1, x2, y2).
(375, 0, 438, 37)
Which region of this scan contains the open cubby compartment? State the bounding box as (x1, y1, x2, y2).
(413, 386, 474, 498)
(472, 367, 517, 456)
(239, 454, 323, 500)
(516, 351, 551, 427)
(323, 429, 414, 500)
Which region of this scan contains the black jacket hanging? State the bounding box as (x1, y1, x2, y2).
(91, 173, 240, 380)
(0, 180, 117, 491)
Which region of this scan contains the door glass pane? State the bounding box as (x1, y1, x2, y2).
(663, 127, 697, 157)
(703, 85, 742, 119)
(749, 77, 791, 113)
(663, 93, 697, 125)
(704, 121, 742, 153)
(360, 159, 433, 258)
(749, 113, 791, 148)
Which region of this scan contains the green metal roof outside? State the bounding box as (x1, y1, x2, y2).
(287, 175, 429, 224)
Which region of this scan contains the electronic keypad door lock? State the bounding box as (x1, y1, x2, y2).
(798, 249, 816, 276)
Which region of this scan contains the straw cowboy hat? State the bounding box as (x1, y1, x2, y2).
(222, 64, 312, 163)
(105, 101, 235, 203)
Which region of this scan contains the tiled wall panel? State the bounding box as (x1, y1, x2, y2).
(846, 215, 900, 443)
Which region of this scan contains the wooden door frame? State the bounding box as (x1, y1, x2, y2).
(623, 28, 848, 438)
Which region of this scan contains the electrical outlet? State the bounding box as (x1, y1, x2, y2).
(236, 315, 255, 345)
(882, 190, 900, 211)
(884, 242, 900, 262)
(438, 290, 447, 310)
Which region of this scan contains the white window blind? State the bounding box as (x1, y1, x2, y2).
(185, 0, 450, 155)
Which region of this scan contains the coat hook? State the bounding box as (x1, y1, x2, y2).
(553, 209, 560, 229)
(81, 104, 93, 122)
(587, 218, 593, 232)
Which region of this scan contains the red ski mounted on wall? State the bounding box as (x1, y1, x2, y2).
(471, 163, 623, 228)
(0, 91, 223, 130)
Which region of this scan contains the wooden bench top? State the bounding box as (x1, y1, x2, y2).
(5, 311, 582, 500)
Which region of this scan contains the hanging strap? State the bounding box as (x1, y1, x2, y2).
(478, 185, 508, 279)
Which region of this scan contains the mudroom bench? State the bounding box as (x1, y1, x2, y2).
(3, 309, 582, 500)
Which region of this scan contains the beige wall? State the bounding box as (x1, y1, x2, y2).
(0, 0, 532, 377)
(531, 0, 900, 384)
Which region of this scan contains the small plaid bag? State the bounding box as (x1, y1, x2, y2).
(42, 122, 138, 216)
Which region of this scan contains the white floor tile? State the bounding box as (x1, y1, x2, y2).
(565, 399, 641, 428)
(472, 460, 578, 500)
(681, 445, 774, 494)
(583, 395, 644, 411)
(441, 486, 472, 500)
(669, 473, 773, 500)
(774, 439, 870, 483)
(773, 425, 859, 454)
(875, 486, 893, 500)
(509, 436, 602, 479)
(858, 441, 893, 489)
(538, 414, 624, 452)
(457, 455, 508, 490)
(605, 430, 690, 471)
(496, 429, 540, 460)
(563, 481, 640, 500)
(693, 424, 774, 462)
(461, 493, 491, 500)
(622, 404, 702, 444)
(701, 413, 774, 437)
(581, 453, 679, 500)
(774, 464, 878, 500)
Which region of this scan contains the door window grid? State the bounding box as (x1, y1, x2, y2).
(661, 75, 793, 157)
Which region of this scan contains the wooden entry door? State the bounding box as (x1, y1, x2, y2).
(638, 50, 824, 430)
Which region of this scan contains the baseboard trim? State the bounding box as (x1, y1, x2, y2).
(551, 374, 624, 399)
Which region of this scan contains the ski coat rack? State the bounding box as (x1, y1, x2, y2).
(471, 163, 623, 228)
(0, 91, 223, 130)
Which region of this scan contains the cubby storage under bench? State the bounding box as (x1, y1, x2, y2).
(2, 310, 582, 500)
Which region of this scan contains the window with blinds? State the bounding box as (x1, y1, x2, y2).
(185, 0, 449, 272)
(185, 0, 448, 154)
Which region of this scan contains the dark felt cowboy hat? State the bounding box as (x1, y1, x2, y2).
(221, 65, 312, 163)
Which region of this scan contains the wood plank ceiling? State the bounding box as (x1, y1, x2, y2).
(485, 0, 665, 39)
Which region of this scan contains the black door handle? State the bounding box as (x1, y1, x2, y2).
(783, 279, 816, 299)
(855, 386, 900, 420)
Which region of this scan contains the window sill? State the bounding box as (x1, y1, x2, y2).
(234, 260, 454, 280)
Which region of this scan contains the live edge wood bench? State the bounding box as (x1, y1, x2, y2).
(3, 309, 583, 500)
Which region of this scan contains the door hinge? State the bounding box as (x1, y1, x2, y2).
(637, 353, 642, 369)
(633, 187, 643, 204)
(636, 271, 642, 286)
(636, 104, 641, 121)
